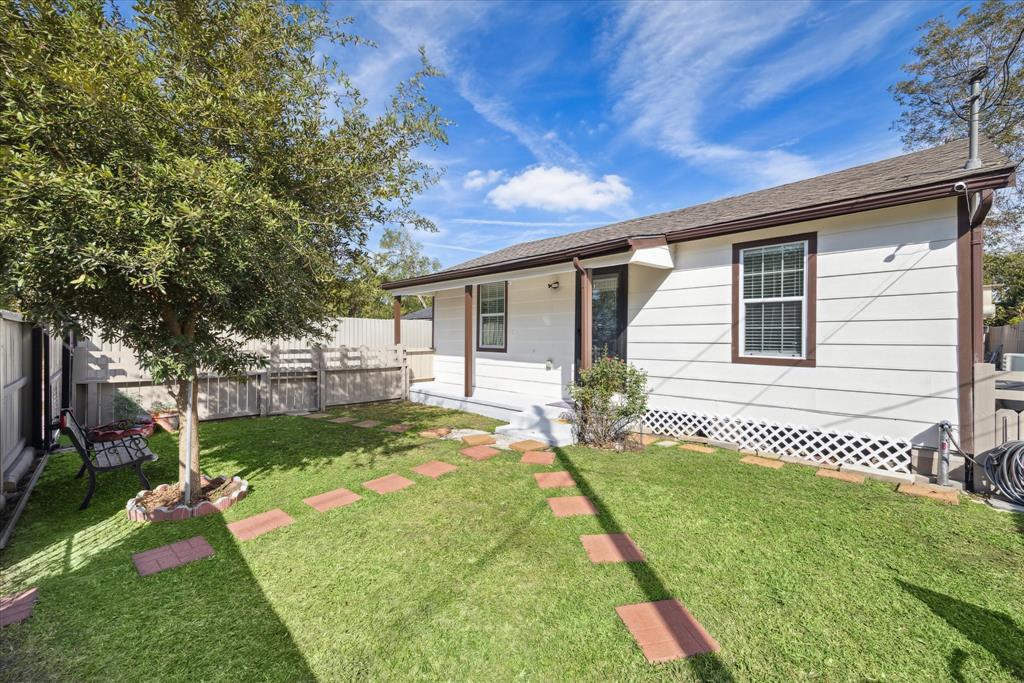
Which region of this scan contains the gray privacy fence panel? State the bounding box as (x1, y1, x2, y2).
(1, 312, 32, 491)
(987, 323, 1024, 362)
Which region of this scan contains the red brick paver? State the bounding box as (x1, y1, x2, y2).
(815, 469, 865, 484)
(384, 423, 412, 433)
(534, 471, 576, 489)
(303, 487, 362, 512)
(461, 445, 500, 461)
(616, 599, 720, 663)
(420, 427, 452, 439)
(462, 434, 496, 446)
(353, 420, 381, 428)
(132, 536, 214, 576)
(0, 588, 38, 628)
(740, 455, 784, 469)
(363, 474, 415, 494)
(329, 416, 356, 424)
(227, 509, 295, 541)
(510, 439, 547, 453)
(412, 460, 458, 479)
(580, 533, 645, 563)
(547, 496, 598, 517)
(521, 451, 555, 465)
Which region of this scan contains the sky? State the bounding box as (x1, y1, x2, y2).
(326, 0, 972, 269)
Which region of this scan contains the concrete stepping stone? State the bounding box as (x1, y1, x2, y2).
(461, 445, 500, 461)
(363, 474, 415, 494)
(133, 536, 214, 576)
(580, 533, 645, 563)
(329, 416, 356, 424)
(0, 588, 38, 628)
(462, 434, 496, 446)
(534, 471, 576, 489)
(384, 423, 412, 433)
(412, 460, 458, 479)
(547, 496, 598, 517)
(815, 469, 865, 484)
(740, 455, 783, 469)
(304, 487, 362, 512)
(510, 439, 547, 453)
(680, 443, 715, 454)
(616, 599, 720, 663)
(227, 509, 295, 541)
(420, 427, 452, 439)
(353, 419, 380, 428)
(897, 482, 959, 505)
(302, 412, 331, 419)
(521, 451, 556, 465)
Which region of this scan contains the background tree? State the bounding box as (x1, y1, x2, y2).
(890, 0, 1023, 251)
(1, 0, 447, 500)
(984, 251, 1024, 326)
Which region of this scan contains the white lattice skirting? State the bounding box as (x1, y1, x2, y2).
(644, 409, 912, 473)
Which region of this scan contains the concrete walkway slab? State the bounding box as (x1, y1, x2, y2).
(616, 599, 720, 662)
(227, 509, 295, 541)
(363, 474, 415, 494)
(580, 534, 645, 563)
(534, 471, 576, 489)
(133, 536, 214, 576)
(413, 460, 458, 479)
(547, 496, 598, 517)
(304, 487, 362, 512)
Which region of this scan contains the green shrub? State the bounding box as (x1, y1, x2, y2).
(566, 356, 648, 448)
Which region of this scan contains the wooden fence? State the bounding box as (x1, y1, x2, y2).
(73, 317, 433, 426)
(986, 322, 1024, 366)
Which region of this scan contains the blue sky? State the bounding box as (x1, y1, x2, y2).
(329, 1, 970, 269)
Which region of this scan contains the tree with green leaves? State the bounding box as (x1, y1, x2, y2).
(1, 0, 447, 501)
(891, 0, 1023, 251)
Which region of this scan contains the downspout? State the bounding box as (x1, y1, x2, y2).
(573, 257, 592, 373)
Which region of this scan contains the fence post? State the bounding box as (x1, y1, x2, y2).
(315, 346, 327, 412)
(399, 344, 409, 400)
(972, 362, 997, 492)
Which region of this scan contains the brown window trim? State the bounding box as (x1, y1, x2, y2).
(731, 232, 817, 367)
(476, 280, 508, 353)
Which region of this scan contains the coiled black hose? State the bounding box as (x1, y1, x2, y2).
(982, 441, 1024, 506)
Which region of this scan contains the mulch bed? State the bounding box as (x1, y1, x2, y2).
(136, 476, 241, 512)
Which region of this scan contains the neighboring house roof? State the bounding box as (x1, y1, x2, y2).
(383, 137, 1015, 291)
(401, 306, 433, 320)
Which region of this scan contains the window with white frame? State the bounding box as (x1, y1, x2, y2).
(478, 282, 506, 350)
(740, 240, 807, 358)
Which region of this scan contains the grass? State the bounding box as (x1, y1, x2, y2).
(1, 400, 1022, 682)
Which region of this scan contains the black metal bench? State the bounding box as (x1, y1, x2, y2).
(61, 409, 158, 510)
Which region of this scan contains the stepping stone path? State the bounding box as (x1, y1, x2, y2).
(740, 455, 784, 469)
(547, 496, 598, 517)
(384, 423, 412, 433)
(363, 474, 415, 494)
(420, 427, 452, 439)
(616, 599, 720, 663)
(133, 536, 214, 576)
(680, 443, 715, 454)
(353, 420, 381, 429)
(897, 482, 959, 505)
(580, 533, 645, 563)
(227, 509, 295, 541)
(330, 416, 357, 424)
(534, 471, 576, 489)
(304, 487, 362, 512)
(302, 412, 331, 419)
(462, 434, 496, 446)
(816, 469, 865, 484)
(510, 439, 547, 453)
(461, 445, 500, 461)
(412, 460, 458, 479)
(0, 588, 38, 628)
(521, 451, 555, 465)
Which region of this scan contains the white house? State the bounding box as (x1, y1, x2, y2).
(383, 138, 1015, 478)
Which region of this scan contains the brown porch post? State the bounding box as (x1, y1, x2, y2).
(575, 258, 593, 372)
(464, 285, 473, 397)
(393, 296, 402, 345)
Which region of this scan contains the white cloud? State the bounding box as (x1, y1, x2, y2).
(487, 166, 632, 213)
(462, 169, 505, 190)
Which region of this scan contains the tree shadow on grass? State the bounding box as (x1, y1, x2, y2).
(898, 579, 1024, 681)
(0, 454, 317, 682)
(553, 447, 736, 682)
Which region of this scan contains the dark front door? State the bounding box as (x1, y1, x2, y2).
(575, 265, 628, 372)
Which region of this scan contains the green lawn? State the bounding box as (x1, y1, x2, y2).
(1, 401, 1022, 682)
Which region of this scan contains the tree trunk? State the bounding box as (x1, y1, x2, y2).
(176, 377, 201, 503)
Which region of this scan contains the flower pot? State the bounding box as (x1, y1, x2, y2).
(150, 410, 179, 433)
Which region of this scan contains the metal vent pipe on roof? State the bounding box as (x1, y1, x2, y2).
(964, 65, 988, 170)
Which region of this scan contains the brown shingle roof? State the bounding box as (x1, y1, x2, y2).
(384, 138, 1015, 290)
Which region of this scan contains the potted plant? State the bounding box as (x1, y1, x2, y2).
(149, 400, 179, 433)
